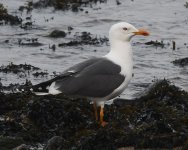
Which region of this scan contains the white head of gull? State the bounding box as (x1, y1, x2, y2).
(33, 22, 149, 127)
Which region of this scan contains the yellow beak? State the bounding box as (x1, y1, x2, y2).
(133, 29, 150, 36)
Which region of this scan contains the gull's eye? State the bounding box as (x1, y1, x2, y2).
(123, 27, 128, 31)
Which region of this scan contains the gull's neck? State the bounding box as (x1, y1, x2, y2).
(105, 39, 133, 66)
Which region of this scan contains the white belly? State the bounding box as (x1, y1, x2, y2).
(106, 71, 133, 100)
(93, 43, 133, 101)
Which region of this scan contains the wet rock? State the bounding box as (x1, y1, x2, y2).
(0, 79, 33, 92)
(48, 30, 66, 38)
(33, 0, 53, 8)
(13, 144, 29, 150)
(4, 39, 9, 43)
(59, 32, 109, 46)
(0, 136, 24, 150)
(182, 140, 188, 150)
(20, 22, 33, 30)
(26, 16, 32, 20)
(18, 38, 43, 47)
(0, 91, 31, 114)
(0, 62, 40, 74)
(0, 79, 187, 149)
(0, 80, 3, 91)
(27, 96, 94, 138)
(49, 44, 56, 51)
(18, 2, 33, 13)
(18, 6, 25, 12)
(116, 0, 121, 5)
(0, 3, 7, 14)
(184, 2, 188, 8)
(172, 57, 188, 67)
(19, 41, 43, 46)
(0, 3, 22, 25)
(68, 26, 73, 32)
(32, 71, 49, 77)
(172, 40, 176, 50)
(71, 3, 80, 12)
(33, 0, 107, 11)
(44, 136, 64, 150)
(145, 40, 165, 48)
(0, 63, 47, 89)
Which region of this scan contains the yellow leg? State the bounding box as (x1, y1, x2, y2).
(99, 105, 108, 127)
(93, 102, 98, 121)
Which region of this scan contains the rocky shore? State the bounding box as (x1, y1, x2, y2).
(0, 79, 188, 149)
(0, 1, 188, 149)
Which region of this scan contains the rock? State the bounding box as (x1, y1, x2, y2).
(0, 91, 32, 113)
(59, 32, 109, 46)
(0, 3, 7, 14)
(32, 71, 49, 77)
(18, 2, 33, 13)
(49, 44, 56, 51)
(116, 0, 121, 5)
(172, 57, 188, 67)
(33, 0, 107, 11)
(0, 4, 22, 25)
(0, 79, 33, 92)
(0, 137, 24, 150)
(20, 22, 33, 30)
(182, 139, 188, 150)
(184, 2, 188, 8)
(0, 62, 40, 74)
(49, 30, 66, 38)
(0, 79, 188, 149)
(145, 40, 165, 48)
(13, 144, 29, 150)
(68, 26, 73, 31)
(44, 136, 64, 150)
(18, 38, 43, 47)
(0, 62, 50, 91)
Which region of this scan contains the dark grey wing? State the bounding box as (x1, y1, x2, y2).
(54, 58, 125, 98)
(62, 57, 100, 74)
(31, 57, 100, 92)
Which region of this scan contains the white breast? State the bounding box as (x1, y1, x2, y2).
(105, 56, 133, 100)
(103, 42, 133, 100)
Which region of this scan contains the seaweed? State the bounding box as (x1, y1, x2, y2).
(0, 3, 7, 14)
(0, 62, 40, 74)
(33, 0, 107, 11)
(48, 30, 66, 38)
(18, 1, 33, 14)
(0, 137, 24, 150)
(0, 3, 22, 25)
(0, 79, 188, 149)
(145, 40, 165, 48)
(184, 2, 188, 8)
(18, 38, 43, 47)
(32, 72, 49, 77)
(59, 32, 109, 46)
(172, 57, 188, 67)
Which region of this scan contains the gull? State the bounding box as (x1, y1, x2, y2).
(31, 22, 149, 126)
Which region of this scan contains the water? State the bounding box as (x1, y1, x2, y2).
(0, 0, 188, 99)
